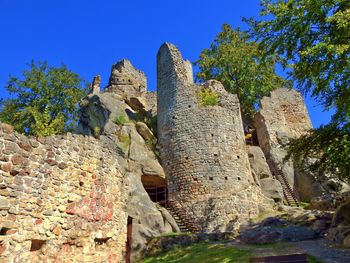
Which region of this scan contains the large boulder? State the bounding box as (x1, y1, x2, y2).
(77, 63, 177, 260)
(260, 178, 284, 202)
(332, 201, 350, 227)
(327, 200, 350, 245)
(310, 195, 335, 211)
(248, 146, 272, 180)
(253, 88, 312, 188)
(240, 218, 318, 244)
(127, 173, 179, 259)
(295, 159, 350, 203)
(247, 146, 284, 202)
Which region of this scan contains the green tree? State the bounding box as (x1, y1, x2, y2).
(195, 24, 287, 116)
(246, 0, 350, 179)
(0, 61, 87, 136)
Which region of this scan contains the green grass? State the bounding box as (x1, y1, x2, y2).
(140, 242, 251, 263)
(114, 114, 128, 125)
(300, 202, 310, 209)
(140, 241, 324, 263)
(159, 232, 192, 237)
(307, 255, 324, 263)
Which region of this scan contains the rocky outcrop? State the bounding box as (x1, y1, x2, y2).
(253, 88, 313, 204)
(327, 201, 350, 247)
(77, 63, 179, 260)
(296, 162, 350, 208)
(248, 146, 284, 202)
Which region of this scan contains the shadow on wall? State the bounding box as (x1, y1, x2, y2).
(78, 95, 111, 138)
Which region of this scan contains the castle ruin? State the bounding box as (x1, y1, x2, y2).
(0, 42, 322, 262)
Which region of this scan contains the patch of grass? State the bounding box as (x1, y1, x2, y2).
(251, 210, 282, 224)
(197, 88, 220, 106)
(116, 132, 130, 151)
(300, 202, 310, 209)
(141, 242, 251, 263)
(114, 114, 128, 125)
(159, 232, 192, 237)
(307, 255, 324, 263)
(92, 126, 101, 139)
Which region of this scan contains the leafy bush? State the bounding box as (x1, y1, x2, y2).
(196, 88, 219, 106)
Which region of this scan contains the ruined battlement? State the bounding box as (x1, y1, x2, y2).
(105, 59, 147, 97)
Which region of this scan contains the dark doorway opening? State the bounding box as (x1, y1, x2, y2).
(144, 185, 167, 206)
(125, 216, 132, 263)
(141, 174, 168, 206)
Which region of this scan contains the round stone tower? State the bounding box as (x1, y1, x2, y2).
(157, 43, 271, 232)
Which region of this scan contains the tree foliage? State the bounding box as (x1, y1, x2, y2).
(246, 0, 350, 126)
(0, 61, 87, 136)
(246, 0, 350, 179)
(195, 24, 287, 116)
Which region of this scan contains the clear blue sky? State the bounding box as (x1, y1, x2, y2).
(0, 0, 332, 127)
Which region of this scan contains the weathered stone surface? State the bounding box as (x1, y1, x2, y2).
(343, 233, 350, 248)
(254, 88, 312, 189)
(125, 97, 147, 114)
(248, 146, 272, 180)
(0, 123, 128, 262)
(136, 122, 154, 142)
(332, 200, 350, 227)
(240, 224, 318, 244)
(90, 75, 101, 94)
(127, 173, 179, 259)
(310, 195, 335, 211)
(260, 178, 284, 202)
(0, 196, 10, 210)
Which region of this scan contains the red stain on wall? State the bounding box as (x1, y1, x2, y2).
(65, 180, 114, 223)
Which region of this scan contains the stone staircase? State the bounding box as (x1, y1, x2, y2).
(166, 199, 200, 233)
(267, 160, 300, 207)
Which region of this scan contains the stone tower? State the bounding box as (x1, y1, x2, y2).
(157, 43, 272, 232)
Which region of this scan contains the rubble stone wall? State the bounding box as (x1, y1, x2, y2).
(157, 43, 273, 232)
(0, 123, 128, 262)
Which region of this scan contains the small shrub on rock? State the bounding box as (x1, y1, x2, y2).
(196, 88, 219, 106)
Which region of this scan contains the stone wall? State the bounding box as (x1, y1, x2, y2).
(0, 123, 128, 262)
(253, 88, 312, 188)
(157, 43, 273, 232)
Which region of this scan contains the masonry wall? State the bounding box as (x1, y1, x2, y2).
(0, 123, 128, 262)
(157, 43, 273, 232)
